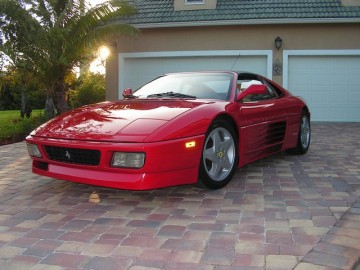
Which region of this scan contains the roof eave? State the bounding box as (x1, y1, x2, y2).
(132, 18, 360, 29)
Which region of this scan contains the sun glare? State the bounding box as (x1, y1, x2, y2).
(87, 1, 111, 74)
(99, 46, 110, 60)
(89, 46, 111, 74)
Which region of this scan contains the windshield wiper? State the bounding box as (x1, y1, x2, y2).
(147, 92, 196, 99)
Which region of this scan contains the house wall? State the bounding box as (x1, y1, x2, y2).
(106, 23, 360, 100)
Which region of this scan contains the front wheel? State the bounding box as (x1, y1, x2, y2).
(198, 118, 238, 189)
(287, 111, 311, 154)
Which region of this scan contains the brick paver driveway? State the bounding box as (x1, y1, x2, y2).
(0, 123, 359, 270)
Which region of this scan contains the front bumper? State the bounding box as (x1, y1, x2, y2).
(26, 135, 204, 190)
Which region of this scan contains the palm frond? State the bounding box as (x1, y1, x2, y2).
(1, 0, 140, 112)
(69, 1, 138, 42)
(0, 0, 48, 61)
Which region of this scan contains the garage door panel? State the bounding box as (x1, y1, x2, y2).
(316, 108, 330, 122)
(331, 108, 348, 122)
(312, 92, 328, 107)
(120, 55, 268, 91)
(349, 91, 360, 106)
(291, 75, 309, 91)
(288, 55, 360, 122)
(349, 74, 359, 86)
(312, 77, 329, 91)
(330, 74, 348, 86)
(330, 92, 348, 107)
(349, 108, 360, 121)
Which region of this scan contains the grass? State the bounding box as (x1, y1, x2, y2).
(0, 110, 47, 142)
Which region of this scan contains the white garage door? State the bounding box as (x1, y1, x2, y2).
(119, 51, 271, 91)
(287, 54, 360, 122)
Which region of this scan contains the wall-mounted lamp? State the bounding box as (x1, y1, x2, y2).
(275, 36, 282, 50)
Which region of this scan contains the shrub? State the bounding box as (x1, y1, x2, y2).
(0, 110, 47, 141)
(69, 72, 105, 108)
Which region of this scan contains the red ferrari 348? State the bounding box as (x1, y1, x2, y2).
(26, 71, 311, 190)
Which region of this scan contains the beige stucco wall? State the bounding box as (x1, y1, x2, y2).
(106, 23, 360, 100)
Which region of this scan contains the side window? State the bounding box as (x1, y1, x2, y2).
(265, 80, 284, 97)
(263, 81, 279, 98)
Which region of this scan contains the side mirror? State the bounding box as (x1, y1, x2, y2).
(236, 84, 267, 101)
(122, 88, 133, 99)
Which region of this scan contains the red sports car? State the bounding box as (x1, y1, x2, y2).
(26, 71, 310, 190)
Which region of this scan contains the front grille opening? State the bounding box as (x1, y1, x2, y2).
(34, 160, 48, 171)
(44, 146, 100, 166)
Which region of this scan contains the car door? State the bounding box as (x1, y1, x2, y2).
(236, 77, 290, 165)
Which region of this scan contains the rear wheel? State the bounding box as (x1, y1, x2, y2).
(198, 118, 238, 189)
(287, 111, 311, 154)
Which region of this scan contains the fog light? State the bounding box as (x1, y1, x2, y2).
(27, 143, 42, 158)
(111, 152, 145, 168)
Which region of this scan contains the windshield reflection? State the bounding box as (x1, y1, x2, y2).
(133, 73, 233, 100)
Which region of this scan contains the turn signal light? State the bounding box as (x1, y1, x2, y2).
(185, 141, 196, 148)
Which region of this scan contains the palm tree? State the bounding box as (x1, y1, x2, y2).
(0, 0, 138, 118)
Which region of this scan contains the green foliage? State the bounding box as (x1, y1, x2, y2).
(0, 0, 139, 115)
(0, 68, 46, 110)
(0, 110, 47, 141)
(69, 72, 106, 108)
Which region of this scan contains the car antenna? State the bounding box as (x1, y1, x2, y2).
(230, 52, 241, 71)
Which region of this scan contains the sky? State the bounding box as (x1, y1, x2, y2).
(88, 0, 108, 7)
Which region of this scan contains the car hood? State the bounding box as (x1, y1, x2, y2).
(31, 99, 207, 142)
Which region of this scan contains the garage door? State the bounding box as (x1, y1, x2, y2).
(287, 54, 360, 122)
(119, 51, 271, 91)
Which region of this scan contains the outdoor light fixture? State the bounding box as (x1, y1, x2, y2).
(275, 36, 282, 50)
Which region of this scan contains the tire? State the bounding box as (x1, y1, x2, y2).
(287, 111, 311, 155)
(198, 118, 238, 189)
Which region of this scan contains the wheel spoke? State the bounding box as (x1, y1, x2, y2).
(221, 139, 233, 169)
(212, 130, 222, 150)
(210, 162, 222, 178)
(300, 116, 310, 148)
(202, 126, 236, 182)
(204, 147, 218, 163)
(221, 154, 232, 170)
(221, 137, 232, 153)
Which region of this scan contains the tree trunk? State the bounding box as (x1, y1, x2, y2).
(20, 83, 32, 118)
(56, 80, 70, 114)
(44, 92, 56, 120)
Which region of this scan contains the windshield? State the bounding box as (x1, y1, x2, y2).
(133, 73, 233, 100)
